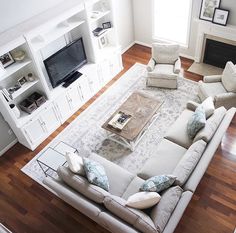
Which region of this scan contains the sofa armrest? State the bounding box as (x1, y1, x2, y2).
(215, 92, 236, 109)
(173, 58, 181, 74)
(186, 101, 199, 111)
(146, 58, 156, 72)
(203, 75, 222, 83)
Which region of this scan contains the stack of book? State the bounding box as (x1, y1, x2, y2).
(1, 89, 12, 102)
(108, 111, 132, 130)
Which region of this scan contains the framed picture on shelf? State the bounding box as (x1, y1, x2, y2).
(212, 8, 229, 26)
(102, 22, 112, 29)
(199, 0, 221, 22)
(18, 76, 28, 86)
(0, 52, 15, 68)
(99, 35, 108, 48)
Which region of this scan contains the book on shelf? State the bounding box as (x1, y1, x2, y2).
(1, 89, 12, 102)
(108, 111, 132, 130)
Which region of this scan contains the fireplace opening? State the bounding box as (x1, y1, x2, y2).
(203, 39, 236, 68)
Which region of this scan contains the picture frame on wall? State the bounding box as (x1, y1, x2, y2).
(99, 35, 108, 49)
(199, 0, 221, 22)
(0, 52, 15, 68)
(212, 8, 229, 26)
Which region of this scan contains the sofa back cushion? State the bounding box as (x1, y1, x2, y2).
(104, 195, 158, 233)
(172, 140, 207, 186)
(193, 107, 226, 143)
(222, 61, 236, 92)
(152, 43, 180, 65)
(150, 186, 183, 232)
(57, 166, 109, 204)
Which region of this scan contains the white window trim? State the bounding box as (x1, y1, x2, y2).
(151, 0, 193, 48)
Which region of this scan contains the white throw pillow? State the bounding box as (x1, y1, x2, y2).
(222, 61, 236, 92)
(152, 43, 180, 64)
(65, 152, 85, 175)
(126, 192, 161, 209)
(200, 97, 215, 119)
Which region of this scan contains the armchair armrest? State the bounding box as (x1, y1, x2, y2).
(203, 75, 222, 83)
(214, 92, 236, 109)
(173, 58, 181, 74)
(146, 58, 156, 72)
(186, 100, 200, 111)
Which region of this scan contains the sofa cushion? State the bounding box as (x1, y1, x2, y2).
(151, 186, 183, 232)
(200, 96, 215, 118)
(164, 109, 193, 149)
(138, 139, 187, 179)
(152, 43, 180, 64)
(126, 192, 161, 209)
(140, 175, 176, 193)
(222, 61, 236, 92)
(57, 166, 109, 203)
(89, 153, 135, 197)
(187, 106, 206, 139)
(194, 107, 226, 143)
(173, 140, 207, 186)
(104, 195, 158, 233)
(122, 177, 145, 200)
(83, 158, 109, 191)
(64, 152, 85, 175)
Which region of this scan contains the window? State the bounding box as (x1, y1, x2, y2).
(153, 0, 192, 47)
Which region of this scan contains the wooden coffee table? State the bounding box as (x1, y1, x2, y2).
(102, 91, 163, 151)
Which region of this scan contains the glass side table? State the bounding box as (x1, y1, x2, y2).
(36, 141, 77, 177)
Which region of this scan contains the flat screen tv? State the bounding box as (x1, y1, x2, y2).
(44, 37, 87, 88)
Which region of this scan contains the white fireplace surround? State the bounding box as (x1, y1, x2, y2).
(194, 18, 236, 63)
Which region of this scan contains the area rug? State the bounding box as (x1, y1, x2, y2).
(22, 63, 199, 186)
(188, 62, 223, 76)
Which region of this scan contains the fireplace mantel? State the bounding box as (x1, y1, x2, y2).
(194, 18, 236, 62)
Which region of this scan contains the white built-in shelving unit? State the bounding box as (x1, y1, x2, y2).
(0, 0, 123, 150)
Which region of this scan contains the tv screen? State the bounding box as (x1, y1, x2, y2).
(44, 38, 87, 88)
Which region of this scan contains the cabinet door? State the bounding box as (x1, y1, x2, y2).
(77, 75, 92, 102)
(110, 53, 122, 77)
(23, 117, 46, 145)
(54, 93, 72, 123)
(67, 84, 83, 111)
(99, 59, 112, 84)
(40, 105, 60, 133)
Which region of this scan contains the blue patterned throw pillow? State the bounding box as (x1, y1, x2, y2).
(187, 106, 206, 139)
(83, 158, 109, 191)
(140, 175, 176, 193)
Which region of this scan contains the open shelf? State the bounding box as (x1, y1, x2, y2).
(31, 20, 85, 51)
(93, 28, 113, 38)
(0, 59, 32, 82)
(90, 10, 110, 23)
(11, 79, 39, 99)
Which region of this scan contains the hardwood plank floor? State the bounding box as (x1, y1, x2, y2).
(0, 44, 235, 233)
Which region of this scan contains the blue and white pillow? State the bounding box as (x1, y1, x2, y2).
(83, 158, 109, 191)
(187, 105, 206, 139)
(140, 175, 176, 193)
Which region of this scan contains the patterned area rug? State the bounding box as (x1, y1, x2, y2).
(22, 63, 199, 185)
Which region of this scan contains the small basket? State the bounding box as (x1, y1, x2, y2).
(27, 92, 46, 107)
(19, 99, 37, 114)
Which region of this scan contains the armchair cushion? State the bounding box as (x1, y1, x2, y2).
(174, 58, 181, 74)
(222, 61, 236, 92)
(214, 92, 236, 109)
(203, 75, 222, 83)
(147, 59, 156, 72)
(152, 43, 180, 65)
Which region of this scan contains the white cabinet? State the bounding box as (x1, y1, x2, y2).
(77, 75, 92, 102)
(67, 84, 83, 111)
(22, 104, 60, 146)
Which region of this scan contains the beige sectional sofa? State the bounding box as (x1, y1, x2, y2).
(43, 102, 236, 233)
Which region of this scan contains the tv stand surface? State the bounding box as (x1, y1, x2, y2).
(62, 71, 83, 88)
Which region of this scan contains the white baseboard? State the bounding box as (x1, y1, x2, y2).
(134, 41, 152, 48)
(0, 139, 18, 156)
(121, 41, 135, 54)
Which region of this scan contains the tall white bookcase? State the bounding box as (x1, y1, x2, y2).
(0, 0, 123, 150)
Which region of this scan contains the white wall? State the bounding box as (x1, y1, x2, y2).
(132, 0, 236, 58)
(0, 0, 65, 33)
(113, 0, 135, 51)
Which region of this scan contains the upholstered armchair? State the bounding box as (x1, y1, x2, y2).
(198, 61, 236, 109)
(146, 43, 181, 89)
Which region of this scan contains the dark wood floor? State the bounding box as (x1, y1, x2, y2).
(0, 44, 235, 233)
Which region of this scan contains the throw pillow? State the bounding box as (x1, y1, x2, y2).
(221, 61, 236, 92)
(200, 97, 215, 118)
(83, 158, 109, 191)
(187, 106, 206, 139)
(126, 192, 161, 209)
(64, 152, 85, 175)
(140, 175, 176, 193)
